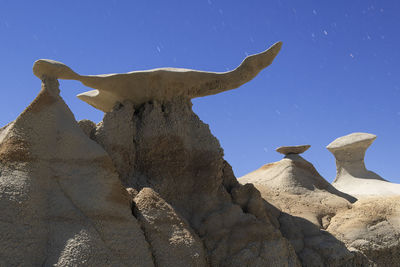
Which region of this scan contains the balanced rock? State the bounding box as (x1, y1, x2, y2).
(240, 150, 359, 266)
(1, 42, 303, 266)
(327, 132, 400, 197)
(276, 145, 310, 155)
(33, 42, 282, 112)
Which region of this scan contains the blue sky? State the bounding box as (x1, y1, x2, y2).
(1, 1, 400, 183)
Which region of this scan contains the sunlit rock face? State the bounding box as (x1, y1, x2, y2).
(93, 99, 300, 266)
(73, 42, 301, 266)
(33, 42, 282, 112)
(0, 78, 154, 266)
(1, 42, 304, 266)
(327, 132, 400, 198)
(5, 42, 399, 266)
(241, 139, 400, 266)
(327, 196, 400, 266)
(240, 148, 364, 266)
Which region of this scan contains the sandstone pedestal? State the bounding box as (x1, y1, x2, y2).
(327, 132, 400, 198)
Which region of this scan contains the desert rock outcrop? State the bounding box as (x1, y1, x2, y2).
(240, 149, 361, 266)
(133, 187, 208, 267)
(1, 42, 304, 266)
(33, 42, 282, 112)
(3, 42, 398, 266)
(328, 132, 400, 197)
(93, 98, 300, 266)
(328, 196, 400, 266)
(0, 78, 154, 266)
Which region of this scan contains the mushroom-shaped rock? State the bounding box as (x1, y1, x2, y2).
(32, 42, 282, 112)
(276, 145, 310, 155)
(33, 59, 80, 80)
(327, 132, 400, 198)
(240, 150, 357, 265)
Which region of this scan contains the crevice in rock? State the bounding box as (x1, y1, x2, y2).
(90, 99, 300, 266)
(131, 196, 158, 267)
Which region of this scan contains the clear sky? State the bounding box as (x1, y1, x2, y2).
(1, 1, 400, 183)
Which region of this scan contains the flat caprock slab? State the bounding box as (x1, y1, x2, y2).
(276, 145, 310, 155)
(32, 42, 282, 112)
(326, 132, 376, 151)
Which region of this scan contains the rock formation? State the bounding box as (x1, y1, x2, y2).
(241, 145, 355, 202)
(328, 132, 400, 197)
(276, 145, 311, 155)
(240, 146, 362, 266)
(33, 42, 282, 112)
(0, 42, 306, 266)
(0, 78, 154, 266)
(92, 98, 299, 266)
(2, 42, 399, 266)
(327, 196, 400, 266)
(241, 141, 400, 266)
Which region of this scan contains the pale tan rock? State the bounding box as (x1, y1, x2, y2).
(133, 187, 208, 267)
(327, 132, 400, 198)
(240, 154, 361, 266)
(276, 145, 310, 155)
(0, 78, 154, 266)
(93, 99, 300, 267)
(32, 42, 282, 112)
(328, 196, 400, 266)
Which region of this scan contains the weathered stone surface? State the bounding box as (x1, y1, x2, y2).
(33, 42, 282, 112)
(0, 78, 154, 266)
(133, 187, 208, 267)
(240, 154, 362, 266)
(328, 196, 400, 266)
(327, 132, 400, 198)
(77, 119, 96, 138)
(276, 145, 310, 155)
(93, 99, 300, 266)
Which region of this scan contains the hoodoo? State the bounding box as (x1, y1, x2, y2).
(240, 145, 359, 266)
(327, 132, 400, 197)
(32, 42, 282, 112)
